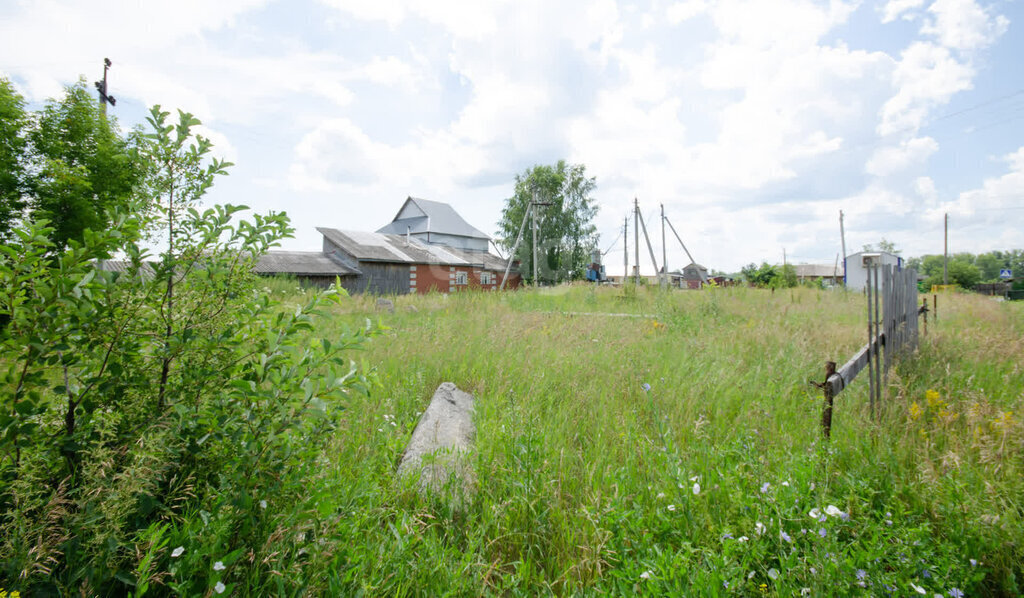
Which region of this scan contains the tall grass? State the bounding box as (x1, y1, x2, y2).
(254, 285, 1024, 595)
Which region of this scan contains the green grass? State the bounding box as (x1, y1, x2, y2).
(282, 285, 1024, 596)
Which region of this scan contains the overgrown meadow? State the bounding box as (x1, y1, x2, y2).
(249, 282, 1022, 596)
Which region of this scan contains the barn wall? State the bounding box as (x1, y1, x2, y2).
(344, 262, 410, 295)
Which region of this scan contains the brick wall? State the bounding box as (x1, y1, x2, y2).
(408, 264, 522, 293)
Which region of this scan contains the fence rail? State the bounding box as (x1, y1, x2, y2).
(816, 265, 921, 438)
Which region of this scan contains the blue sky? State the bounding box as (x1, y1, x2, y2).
(1, 0, 1021, 272)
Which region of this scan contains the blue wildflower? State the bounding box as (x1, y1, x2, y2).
(642, 383, 651, 392)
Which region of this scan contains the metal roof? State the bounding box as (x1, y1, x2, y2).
(376, 197, 490, 240)
(319, 227, 513, 270)
(94, 259, 156, 281)
(794, 263, 844, 278)
(254, 251, 360, 276)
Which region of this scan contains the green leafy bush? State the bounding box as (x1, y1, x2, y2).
(0, 107, 375, 595)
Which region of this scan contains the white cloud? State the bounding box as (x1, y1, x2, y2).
(921, 0, 1009, 51)
(914, 175, 938, 201)
(865, 136, 939, 176)
(881, 0, 925, 24)
(666, 0, 708, 24)
(936, 146, 1024, 217)
(877, 41, 974, 136)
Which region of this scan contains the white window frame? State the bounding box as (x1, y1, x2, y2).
(455, 271, 468, 285)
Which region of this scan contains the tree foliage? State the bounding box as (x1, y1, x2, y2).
(497, 161, 598, 284)
(907, 249, 1023, 288)
(740, 262, 797, 288)
(0, 106, 376, 594)
(0, 79, 29, 241)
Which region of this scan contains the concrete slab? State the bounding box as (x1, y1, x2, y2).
(397, 382, 476, 498)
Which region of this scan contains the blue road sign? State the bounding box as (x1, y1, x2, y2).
(1000, 269, 1012, 279)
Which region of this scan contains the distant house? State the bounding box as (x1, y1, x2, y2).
(671, 262, 709, 289)
(318, 228, 518, 294)
(793, 263, 844, 285)
(376, 197, 490, 252)
(844, 251, 902, 291)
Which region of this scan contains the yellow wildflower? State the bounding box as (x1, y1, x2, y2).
(759, 583, 768, 593)
(925, 389, 941, 408)
(909, 402, 923, 421)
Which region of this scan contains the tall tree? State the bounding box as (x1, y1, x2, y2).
(497, 161, 598, 284)
(27, 79, 145, 251)
(0, 78, 29, 241)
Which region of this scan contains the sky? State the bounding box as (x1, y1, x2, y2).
(1, 0, 1022, 274)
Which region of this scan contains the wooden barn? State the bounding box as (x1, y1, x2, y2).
(253, 251, 359, 287)
(670, 262, 709, 289)
(317, 228, 519, 295)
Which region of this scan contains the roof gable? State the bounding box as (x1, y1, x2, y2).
(377, 196, 490, 240)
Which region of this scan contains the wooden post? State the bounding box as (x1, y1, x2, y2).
(821, 361, 837, 439)
(922, 297, 928, 336)
(866, 268, 875, 416)
(933, 294, 938, 321)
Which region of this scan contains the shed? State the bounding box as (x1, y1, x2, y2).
(671, 262, 709, 289)
(844, 251, 902, 291)
(794, 263, 844, 285)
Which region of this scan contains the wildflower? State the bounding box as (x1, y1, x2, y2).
(759, 583, 768, 593)
(782, 480, 790, 487)
(810, 482, 816, 491)
(969, 559, 978, 567)
(910, 401, 923, 420)
(642, 383, 651, 392)
(801, 588, 811, 596)
(809, 508, 822, 519)
(259, 500, 267, 509)
(755, 521, 766, 536)
(810, 567, 817, 575)
(215, 581, 226, 594)
(640, 570, 653, 581)
(693, 482, 701, 495)
(856, 569, 867, 581)
(722, 533, 734, 540)
(213, 561, 225, 571)
(780, 530, 792, 543)
(667, 504, 676, 512)
(949, 589, 964, 598)
(690, 475, 699, 481)
(910, 582, 926, 594)
(738, 536, 749, 542)
(818, 528, 827, 538)
(824, 505, 846, 519)
(723, 581, 729, 589)
(656, 492, 666, 499)
(925, 389, 941, 408)
(761, 482, 771, 493)
(767, 568, 779, 580)
(748, 571, 756, 580)
(171, 546, 185, 558)
(800, 528, 807, 534)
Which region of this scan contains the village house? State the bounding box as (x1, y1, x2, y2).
(254, 197, 520, 294)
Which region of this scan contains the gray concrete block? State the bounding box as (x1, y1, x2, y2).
(397, 382, 476, 498)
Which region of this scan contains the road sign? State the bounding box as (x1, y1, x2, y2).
(1000, 269, 1012, 279)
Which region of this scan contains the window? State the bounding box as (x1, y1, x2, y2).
(455, 271, 468, 285)
(481, 272, 494, 285)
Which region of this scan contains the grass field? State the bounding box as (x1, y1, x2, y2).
(263, 282, 1023, 596)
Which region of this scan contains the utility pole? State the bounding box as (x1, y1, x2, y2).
(532, 186, 538, 287)
(638, 208, 660, 282)
(661, 204, 667, 289)
(94, 58, 116, 118)
(943, 212, 949, 285)
(839, 210, 847, 285)
(623, 216, 629, 283)
(634, 198, 640, 285)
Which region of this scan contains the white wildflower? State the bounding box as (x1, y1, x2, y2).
(738, 536, 749, 542)
(809, 508, 822, 519)
(801, 589, 811, 596)
(824, 505, 846, 518)
(910, 582, 926, 594)
(215, 581, 226, 594)
(640, 570, 653, 580)
(767, 568, 779, 580)
(213, 561, 225, 571)
(755, 521, 766, 536)
(667, 504, 676, 512)
(171, 546, 184, 558)
(656, 492, 666, 499)
(692, 482, 701, 495)
(259, 499, 267, 509)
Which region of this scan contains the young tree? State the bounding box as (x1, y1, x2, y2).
(0, 78, 28, 240)
(27, 79, 145, 252)
(497, 161, 598, 284)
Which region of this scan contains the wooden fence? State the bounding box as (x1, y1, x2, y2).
(815, 265, 921, 438)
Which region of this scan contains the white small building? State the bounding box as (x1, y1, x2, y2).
(844, 251, 903, 290)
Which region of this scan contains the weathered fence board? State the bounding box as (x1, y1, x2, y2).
(816, 264, 920, 437)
